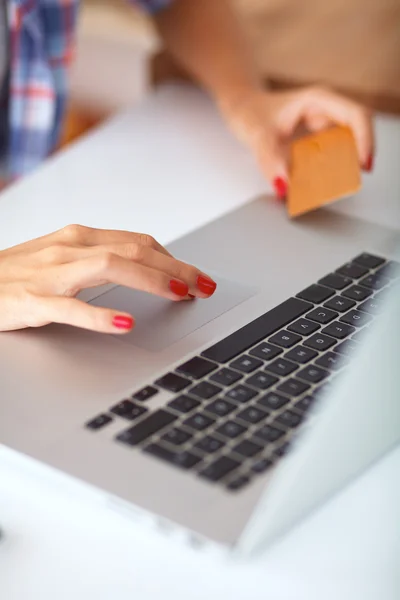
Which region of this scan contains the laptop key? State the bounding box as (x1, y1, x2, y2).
(375, 261, 400, 279)
(189, 381, 222, 400)
(288, 319, 320, 336)
(110, 400, 148, 421)
(315, 351, 346, 371)
(359, 273, 390, 291)
(210, 368, 243, 387)
(323, 296, 356, 313)
(215, 420, 247, 439)
(230, 355, 263, 373)
(318, 273, 352, 290)
(251, 458, 274, 474)
(225, 384, 257, 404)
(275, 410, 303, 429)
(253, 424, 285, 443)
(199, 456, 240, 482)
(277, 379, 310, 397)
(205, 399, 237, 417)
(274, 442, 291, 457)
(257, 391, 290, 411)
(294, 395, 316, 414)
(340, 310, 372, 328)
(227, 476, 251, 491)
(116, 409, 177, 446)
(132, 386, 158, 402)
(333, 340, 359, 356)
(183, 413, 215, 432)
(336, 262, 369, 279)
(144, 444, 201, 470)
(304, 333, 337, 351)
(353, 253, 385, 269)
(176, 356, 217, 379)
(322, 321, 355, 339)
(342, 285, 372, 302)
(236, 406, 269, 424)
(201, 297, 312, 363)
(246, 371, 278, 390)
(358, 297, 383, 315)
(265, 357, 298, 377)
(85, 414, 113, 430)
(269, 330, 302, 348)
(161, 428, 193, 446)
(297, 284, 334, 304)
(194, 436, 225, 454)
(249, 342, 283, 361)
(285, 346, 317, 364)
(296, 365, 329, 384)
(306, 307, 338, 325)
(233, 439, 263, 458)
(168, 395, 200, 414)
(155, 373, 191, 393)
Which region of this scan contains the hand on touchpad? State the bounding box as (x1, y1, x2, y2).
(90, 275, 256, 352)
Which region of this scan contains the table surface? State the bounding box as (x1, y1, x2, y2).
(1, 85, 400, 600)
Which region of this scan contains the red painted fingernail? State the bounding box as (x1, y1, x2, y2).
(273, 177, 288, 200)
(197, 275, 217, 296)
(169, 279, 189, 297)
(112, 315, 134, 330)
(188, 294, 196, 298)
(364, 153, 374, 172)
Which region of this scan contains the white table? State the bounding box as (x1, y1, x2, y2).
(1, 85, 400, 600)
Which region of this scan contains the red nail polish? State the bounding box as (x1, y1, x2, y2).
(169, 279, 189, 297)
(197, 275, 217, 295)
(273, 177, 287, 200)
(188, 294, 196, 298)
(112, 315, 134, 330)
(365, 153, 374, 172)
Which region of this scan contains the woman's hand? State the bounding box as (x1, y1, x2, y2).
(0, 225, 217, 333)
(218, 86, 374, 199)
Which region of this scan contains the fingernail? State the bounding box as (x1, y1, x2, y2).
(169, 279, 189, 297)
(188, 294, 196, 298)
(273, 177, 288, 200)
(197, 275, 217, 296)
(112, 315, 134, 330)
(364, 153, 374, 172)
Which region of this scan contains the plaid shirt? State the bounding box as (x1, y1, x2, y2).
(7, 0, 173, 179)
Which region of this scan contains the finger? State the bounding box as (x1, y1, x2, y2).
(305, 113, 332, 132)
(252, 132, 289, 201)
(36, 296, 136, 334)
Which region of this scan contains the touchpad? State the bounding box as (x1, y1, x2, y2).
(90, 275, 256, 352)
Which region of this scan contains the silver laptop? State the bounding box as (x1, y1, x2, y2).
(0, 196, 399, 555)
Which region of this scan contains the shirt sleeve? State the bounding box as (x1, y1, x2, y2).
(132, 0, 175, 13)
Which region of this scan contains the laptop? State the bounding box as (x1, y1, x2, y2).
(0, 195, 399, 555)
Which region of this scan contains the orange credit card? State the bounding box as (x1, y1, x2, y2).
(287, 125, 361, 218)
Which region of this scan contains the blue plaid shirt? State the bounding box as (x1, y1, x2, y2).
(7, 0, 173, 179)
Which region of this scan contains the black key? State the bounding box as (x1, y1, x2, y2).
(318, 273, 352, 290)
(227, 476, 251, 491)
(246, 371, 278, 390)
(342, 285, 372, 302)
(376, 261, 400, 280)
(194, 436, 225, 454)
(249, 342, 283, 361)
(274, 442, 291, 457)
(144, 443, 201, 470)
(294, 395, 316, 414)
(296, 365, 329, 384)
(236, 406, 269, 424)
(116, 409, 177, 446)
(353, 252, 385, 269)
(352, 328, 369, 342)
(265, 358, 298, 377)
(269, 330, 302, 348)
(277, 379, 310, 397)
(225, 384, 257, 404)
(176, 356, 217, 379)
(340, 310, 372, 328)
(199, 456, 240, 482)
(161, 428, 193, 446)
(251, 458, 273, 474)
(201, 297, 312, 363)
(324, 296, 356, 313)
(253, 425, 285, 443)
(210, 368, 243, 387)
(233, 439, 263, 458)
(183, 413, 215, 432)
(215, 420, 247, 439)
(189, 381, 222, 400)
(110, 400, 148, 421)
(230, 355, 263, 373)
(304, 333, 337, 351)
(322, 321, 355, 339)
(337, 262, 369, 279)
(359, 273, 390, 291)
(205, 399, 236, 417)
(297, 284, 334, 304)
(168, 395, 200, 414)
(315, 351, 345, 371)
(285, 346, 317, 364)
(306, 307, 338, 325)
(333, 340, 359, 356)
(358, 297, 382, 315)
(133, 386, 158, 402)
(257, 391, 290, 411)
(155, 373, 191, 393)
(85, 414, 113, 430)
(275, 409, 303, 429)
(288, 318, 320, 336)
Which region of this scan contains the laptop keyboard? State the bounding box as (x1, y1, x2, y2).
(85, 253, 399, 492)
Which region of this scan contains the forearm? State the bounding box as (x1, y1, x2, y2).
(155, 0, 264, 105)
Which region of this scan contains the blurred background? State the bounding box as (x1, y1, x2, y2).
(62, 0, 400, 146)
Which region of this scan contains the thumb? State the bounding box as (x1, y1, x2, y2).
(253, 132, 290, 201)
